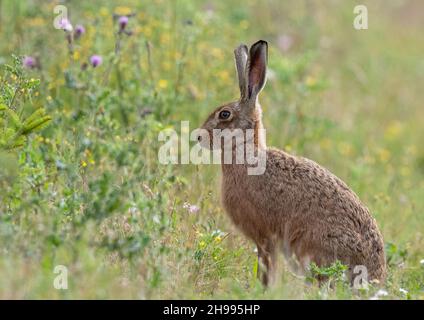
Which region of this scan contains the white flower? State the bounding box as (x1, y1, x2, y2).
(420, 259, 424, 266)
(183, 202, 200, 214)
(376, 289, 388, 296)
(370, 289, 388, 300)
(399, 288, 408, 295)
(152, 215, 160, 224)
(211, 229, 225, 237)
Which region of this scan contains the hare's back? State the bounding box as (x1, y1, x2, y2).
(264, 148, 375, 231)
(264, 148, 385, 279)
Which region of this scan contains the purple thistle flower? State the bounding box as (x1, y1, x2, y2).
(118, 16, 129, 31)
(23, 56, 36, 69)
(74, 25, 85, 38)
(183, 202, 200, 214)
(59, 18, 73, 32)
(90, 55, 102, 68)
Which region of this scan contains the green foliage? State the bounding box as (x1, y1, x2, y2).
(307, 261, 349, 286)
(0, 55, 51, 151)
(0, 0, 423, 299)
(385, 242, 408, 267)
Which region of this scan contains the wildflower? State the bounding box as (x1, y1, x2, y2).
(59, 18, 73, 32)
(218, 70, 230, 82)
(114, 6, 132, 16)
(399, 288, 408, 295)
(153, 215, 160, 224)
(214, 236, 222, 244)
(90, 55, 102, 68)
(118, 16, 129, 31)
(377, 148, 391, 162)
(158, 79, 168, 89)
(211, 229, 225, 237)
(73, 51, 80, 61)
(23, 56, 36, 69)
(74, 25, 85, 38)
(369, 289, 388, 300)
(183, 202, 200, 214)
(278, 34, 293, 52)
(420, 259, 424, 266)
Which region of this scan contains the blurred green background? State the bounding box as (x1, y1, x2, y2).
(0, 0, 423, 299)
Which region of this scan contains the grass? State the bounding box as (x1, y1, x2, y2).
(0, 0, 423, 299)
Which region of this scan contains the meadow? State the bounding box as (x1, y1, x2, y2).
(0, 0, 423, 299)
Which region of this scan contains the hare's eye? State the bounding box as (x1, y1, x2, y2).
(219, 110, 231, 120)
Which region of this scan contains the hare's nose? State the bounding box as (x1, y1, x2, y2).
(197, 135, 202, 142)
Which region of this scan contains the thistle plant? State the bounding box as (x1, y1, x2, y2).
(0, 55, 51, 151)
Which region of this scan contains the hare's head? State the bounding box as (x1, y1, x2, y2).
(198, 40, 268, 150)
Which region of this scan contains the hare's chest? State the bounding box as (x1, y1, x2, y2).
(221, 178, 265, 240)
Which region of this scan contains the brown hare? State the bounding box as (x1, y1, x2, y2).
(198, 40, 386, 287)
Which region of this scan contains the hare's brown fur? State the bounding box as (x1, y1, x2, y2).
(200, 41, 386, 286)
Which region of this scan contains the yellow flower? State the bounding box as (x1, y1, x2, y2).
(114, 6, 132, 16)
(218, 70, 230, 82)
(160, 33, 171, 45)
(400, 166, 411, 177)
(73, 51, 80, 61)
(26, 17, 46, 27)
(143, 26, 152, 37)
(199, 241, 206, 249)
(134, 26, 143, 35)
(211, 48, 223, 59)
(81, 160, 88, 168)
(162, 61, 172, 71)
(338, 142, 353, 157)
(305, 76, 317, 87)
(319, 138, 331, 150)
(214, 236, 222, 244)
(377, 148, 391, 162)
(174, 52, 182, 60)
(239, 20, 249, 30)
(158, 79, 168, 89)
(385, 121, 402, 140)
(100, 7, 109, 17)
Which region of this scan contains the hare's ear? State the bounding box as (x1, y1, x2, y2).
(247, 40, 268, 101)
(234, 44, 248, 100)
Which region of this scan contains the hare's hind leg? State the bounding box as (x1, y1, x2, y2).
(257, 239, 277, 287)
